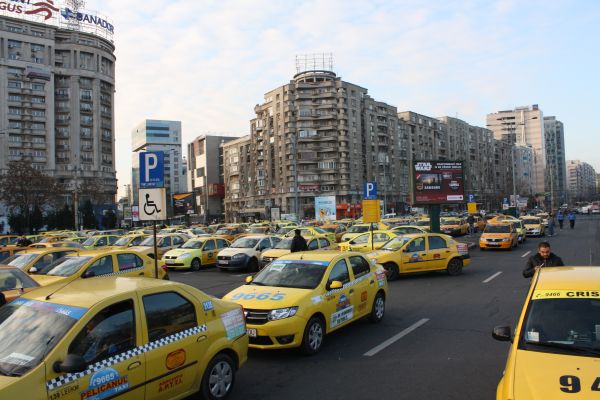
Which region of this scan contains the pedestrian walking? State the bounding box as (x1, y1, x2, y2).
(523, 242, 564, 278)
(547, 213, 555, 236)
(467, 214, 475, 236)
(290, 229, 308, 252)
(557, 210, 564, 229)
(568, 211, 576, 229)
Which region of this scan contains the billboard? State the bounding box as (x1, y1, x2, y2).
(315, 196, 336, 222)
(173, 192, 195, 216)
(132, 206, 139, 222)
(413, 161, 465, 204)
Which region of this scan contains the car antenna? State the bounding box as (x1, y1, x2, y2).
(45, 280, 73, 301)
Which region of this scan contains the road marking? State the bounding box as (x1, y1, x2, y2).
(521, 251, 531, 258)
(363, 318, 429, 357)
(483, 271, 503, 283)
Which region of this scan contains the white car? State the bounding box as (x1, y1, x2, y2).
(216, 235, 281, 272)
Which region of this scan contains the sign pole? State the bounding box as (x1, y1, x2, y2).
(153, 221, 158, 279)
(430, 205, 441, 233)
(371, 223, 374, 250)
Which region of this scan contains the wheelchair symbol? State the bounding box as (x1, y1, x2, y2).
(144, 193, 162, 215)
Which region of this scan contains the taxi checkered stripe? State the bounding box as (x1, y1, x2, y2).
(101, 266, 145, 277)
(325, 272, 374, 297)
(46, 324, 208, 391)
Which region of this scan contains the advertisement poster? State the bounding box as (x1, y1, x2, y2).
(132, 206, 139, 222)
(315, 196, 336, 222)
(413, 161, 465, 204)
(173, 192, 195, 215)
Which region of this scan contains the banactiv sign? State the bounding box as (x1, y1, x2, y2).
(413, 161, 465, 204)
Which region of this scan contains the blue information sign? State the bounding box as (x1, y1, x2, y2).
(468, 194, 475, 203)
(139, 151, 164, 188)
(364, 182, 377, 200)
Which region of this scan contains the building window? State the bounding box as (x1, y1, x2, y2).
(32, 83, 45, 91)
(31, 96, 45, 104)
(8, 81, 21, 89)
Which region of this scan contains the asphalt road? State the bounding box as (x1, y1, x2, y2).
(172, 215, 600, 400)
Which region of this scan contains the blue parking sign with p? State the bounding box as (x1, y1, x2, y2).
(468, 194, 475, 203)
(364, 182, 377, 200)
(139, 151, 164, 188)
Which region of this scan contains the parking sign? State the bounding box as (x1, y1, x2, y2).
(364, 182, 377, 200)
(139, 151, 164, 188)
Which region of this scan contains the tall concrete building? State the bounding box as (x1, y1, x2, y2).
(0, 13, 116, 205)
(187, 135, 236, 222)
(222, 67, 408, 222)
(131, 120, 187, 214)
(512, 145, 534, 199)
(486, 105, 546, 195)
(566, 160, 597, 201)
(544, 116, 568, 207)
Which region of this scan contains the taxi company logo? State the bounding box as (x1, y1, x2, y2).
(61, 7, 114, 33)
(336, 294, 350, 311)
(81, 368, 128, 400)
(415, 162, 432, 172)
(0, 0, 59, 20)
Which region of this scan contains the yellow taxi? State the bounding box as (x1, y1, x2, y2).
(0, 235, 19, 246)
(272, 225, 300, 237)
(338, 230, 398, 252)
(521, 216, 546, 237)
(129, 233, 189, 259)
(413, 218, 431, 232)
(82, 235, 120, 249)
(474, 215, 486, 232)
(479, 222, 519, 251)
(237, 226, 271, 238)
(29, 241, 83, 249)
(390, 225, 428, 235)
(1, 247, 78, 274)
(493, 267, 600, 400)
(440, 217, 469, 236)
(214, 226, 245, 242)
(0, 266, 40, 304)
(320, 224, 347, 243)
(260, 236, 333, 268)
(162, 237, 230, 271)
(0, 276, 248, 399)
(367, 233, 470, 280)
(339, 223, 387, 242)
(0, 246, 27, 263)
(284, 227, 336, 245)
(223, 251, 388, 354)
(108, 234, 149, 249)
(30, 249, 169, 286)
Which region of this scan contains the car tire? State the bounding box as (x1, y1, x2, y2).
(247, 258, 258, 272)
(301, 316, 325, 355)
(447, 258, 463, 276)
(200, 353, 236, 400)
(383, 262, 399, 281)
(369, 292, 385, 323)
(191, 258, 201, 271)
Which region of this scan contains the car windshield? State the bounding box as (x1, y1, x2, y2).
(380, 236, 412, 251)
(182, 240, 204, 249)
(231, 238, 259, 249)
(523, 218, 541, 224)
(519, 295, 600, 357)
(114, 237, 132, 246)
(82, 237, 96, 246)
(251, 260, 327, 289)
(274, 238, 293, 249)
(248, 227, 267, 233)
(216, 229, 232, 235)
(276, 227, 295, 235)
(0, 269, 38, 290)
(441, 218, 460, 224)
(313, 227, 327, 234)
(36, 256, 92, 276)
(140, 237, 157, 246)
(3, 253, 38, 269)
(0, 299, 87, 376)
(484, 225, 511, 233)
(348, 225, 369, 233)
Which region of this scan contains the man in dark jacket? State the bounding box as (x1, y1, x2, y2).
(290, 229, 308, 253)
(523, 242, 564, 278)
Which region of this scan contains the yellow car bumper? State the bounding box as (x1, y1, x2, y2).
(246, 315, 309, 349)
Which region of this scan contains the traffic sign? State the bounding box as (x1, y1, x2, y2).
(364, 182, 377, 200)
(467, 202, 477, 214)
(468, 194, 475, 203)
(362, 200, 381, 223)
(139, 188, 167, 221)
(139, 151, 164, 188)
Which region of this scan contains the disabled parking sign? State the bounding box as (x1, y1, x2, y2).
(139, 188, 167, 221)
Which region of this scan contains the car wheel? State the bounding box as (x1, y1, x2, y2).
(247, 258, 258, 272)
(301, 316, 325, 355)
(191, 258, 201, 271)
(383, 262, 399, 281)
(200, 353, 235, 400)
(447, 258, 463, 276)
(369, 292, 385, 323)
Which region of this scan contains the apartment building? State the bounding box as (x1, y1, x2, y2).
(544, 116, 568, 207)
(567, 160, 597, 201)
(0, 14, 116, 204)
(187, 135, 236, 222)
(222, 69, 408, 221)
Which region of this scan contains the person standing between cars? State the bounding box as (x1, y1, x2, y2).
(523, 242, 564, 278)
(557, 210, 564, 229)
(290, 229, 308, 253)
(547, 213, 555, 236)
(568, 211, 576, 229)
(467, 214, 475, 236)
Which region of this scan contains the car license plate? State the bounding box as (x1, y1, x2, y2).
(246, 328, 257, 337)
(220, 260, 229, 265)
(165, 260, 174, 265)
(488, 243, 500, 247)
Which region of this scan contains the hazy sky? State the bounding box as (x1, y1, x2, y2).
(86, 0, 600, 195)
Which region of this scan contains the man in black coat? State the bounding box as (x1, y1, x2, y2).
(290, 229, 308, 253)
(523, 241, 564, 278)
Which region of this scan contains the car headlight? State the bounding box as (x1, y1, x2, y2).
(268, 307, 299, 321)
(178, 253, 191, 259)
(231, 253, 246, 260)
(502, 238, 511, 242)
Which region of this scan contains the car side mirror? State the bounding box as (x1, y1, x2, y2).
(327, 280, 343, 290)
(53, 354, 87, 373)
(492, 326, 513, 342)
(245, 276, 253, 284)
(82, 270, 95, 278)
(29, 266, 38, 273)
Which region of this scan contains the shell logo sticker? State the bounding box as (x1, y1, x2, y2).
(165, 349, 186, 370)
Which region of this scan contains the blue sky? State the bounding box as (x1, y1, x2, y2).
(86, 0, 600, 194)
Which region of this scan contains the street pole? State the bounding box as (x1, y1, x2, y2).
(511, 146, 517, 208)
(153, 220, 158, 279)
(293, 132, 299, 219)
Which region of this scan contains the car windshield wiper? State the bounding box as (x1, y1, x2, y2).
(0, 364, 21, 377)
(525, 340, 600, 356)
(250, 281, 267, 286)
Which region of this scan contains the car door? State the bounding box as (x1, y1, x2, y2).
(349, 233, 370, 251)
(140, 289, 209, 399)
(45, 298, 146, 400)
(201, 239, 216, 265)
(116, 253, 146, 276)
(323, 258, 355, 332)
(347, 255, 374, 318)
(400, 236, 427, 272)
(216, 239, 229, 250)
(425, 235, 451, 271)
(82, 255, 116, 278)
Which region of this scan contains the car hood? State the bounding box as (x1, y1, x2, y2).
(30, 274, 68, 286)
(524, 223, 542, 228)
(223, 285, 311, 309)
(128, 246, 152, 254)
(261, 249, 291, 259)
(164, 248, 195, 257)
(218, 247, 252, 256)
(513, 350, 599, 398)
(367, 249, 394, 258)
(481, 234, 512, 239)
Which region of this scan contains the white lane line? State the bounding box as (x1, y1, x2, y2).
(363, 318, 429, 357)
(521, 250, 531, 258)
(483, 271, 503, 283)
